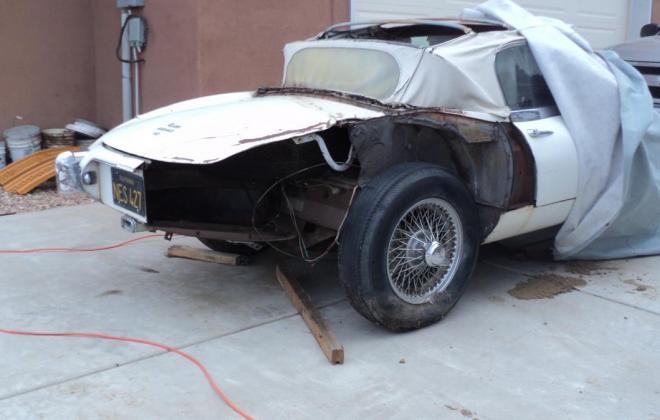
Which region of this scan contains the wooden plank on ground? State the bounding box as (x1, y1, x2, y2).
(275, 264, 344, 365)
(166, 245, 250, 266)
(0, 147, 78, 185)
(4, 160, 50, 193)
(4, 160, 53, 194)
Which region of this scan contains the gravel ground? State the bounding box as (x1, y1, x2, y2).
(0, 180, 94, 216)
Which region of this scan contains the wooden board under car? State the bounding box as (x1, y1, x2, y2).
(166, 244, 250, 266)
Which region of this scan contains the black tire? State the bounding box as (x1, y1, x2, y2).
(338, 162, 480, 331)
(198, 239, 264, 256)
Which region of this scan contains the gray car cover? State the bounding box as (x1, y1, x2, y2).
(464, 0, 660, 260)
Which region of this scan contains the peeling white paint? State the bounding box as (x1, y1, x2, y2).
(101, 91, 384, 165)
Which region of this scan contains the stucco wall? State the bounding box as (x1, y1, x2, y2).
(139, 1, 201, 117)
(90, 0, 202, 128)
(90, 1, 122, 129)
(199, 0, 349, 93)
(93, 0, 349, 128)
(0, 0, 96, 134)
(0, 0, 349, 133)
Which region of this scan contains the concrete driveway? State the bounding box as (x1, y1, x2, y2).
(1, 204, 659, 419)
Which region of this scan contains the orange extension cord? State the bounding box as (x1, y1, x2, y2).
(0, 235, 254, 420)
(0, 233, 164, 254)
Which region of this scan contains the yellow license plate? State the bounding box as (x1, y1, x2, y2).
(111, 167, 146, 217)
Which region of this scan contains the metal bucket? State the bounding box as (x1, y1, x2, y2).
(3, 125, 42, 162)
(66, 119, 106, 139)
(75, 138, 97, 151)
(42, 128, 76, 149)
(67, 119, 105, 151)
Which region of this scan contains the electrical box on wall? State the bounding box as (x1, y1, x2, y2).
(116, 0, 144, 9)
(127, 17, 148, 48)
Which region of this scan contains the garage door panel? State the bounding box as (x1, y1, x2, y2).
(351, 0, 630, 48)
(352, 1, 462, 18)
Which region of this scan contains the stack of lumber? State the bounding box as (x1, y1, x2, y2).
(0, 147, 79, 195)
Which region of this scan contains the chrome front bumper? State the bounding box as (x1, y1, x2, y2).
(55, 145, 148, 223)
(55, 151, 86, 193)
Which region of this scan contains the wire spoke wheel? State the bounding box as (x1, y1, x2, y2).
(339, 163, 479, 330)
(386, 198, 463, 304)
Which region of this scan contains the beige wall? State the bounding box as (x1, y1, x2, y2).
(1, 0, 348, 133)
(0, 0, 96, 134)
(654, 0, 660, 22)
(90, 0, 203, 128)
(139, 1, 201, 117)
(90, 1, 122, 129)
(199, 0, 349, 93)
(94, 0, 349, 128)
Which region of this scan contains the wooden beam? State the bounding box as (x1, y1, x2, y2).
(166, 245, 250, 266)
(275, 264, 344, 365)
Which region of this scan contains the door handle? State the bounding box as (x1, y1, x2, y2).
(527, 128, 554, 138)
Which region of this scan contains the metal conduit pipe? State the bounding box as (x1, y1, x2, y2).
(120, 9, 133, 122)
(132, 47, 140, 115)
(297, 133, 355, 172)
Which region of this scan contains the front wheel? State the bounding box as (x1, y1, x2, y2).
(338, 162, 480, 331)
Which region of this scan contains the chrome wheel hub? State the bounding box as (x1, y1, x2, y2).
(425, 241, 449, 268)
(386, 198, 463, 304)
(404, 230, 431, 263)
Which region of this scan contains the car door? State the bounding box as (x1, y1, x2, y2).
(496, 42, 578, 206)
(483, 42, 579, 243)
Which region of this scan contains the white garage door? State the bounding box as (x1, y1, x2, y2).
(350, 0, 630, 48)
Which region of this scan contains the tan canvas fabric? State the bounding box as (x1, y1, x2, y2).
(283, 30, 524, 120)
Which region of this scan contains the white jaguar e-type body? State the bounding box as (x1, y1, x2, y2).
(57, 19, 579, 330)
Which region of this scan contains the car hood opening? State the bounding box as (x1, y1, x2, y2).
(101, 91, 384, 164)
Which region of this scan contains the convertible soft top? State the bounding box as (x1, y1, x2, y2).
(284, 29, 524, 120)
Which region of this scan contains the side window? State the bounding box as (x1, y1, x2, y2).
(495, 43, 555, 110)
